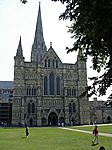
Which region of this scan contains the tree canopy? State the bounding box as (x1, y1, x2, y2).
(20, 0, 27, 4)
(52, 0, 112, 98)
(20, 0, 112, 98)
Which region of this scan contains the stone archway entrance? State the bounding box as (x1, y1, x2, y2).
(48, 112, 58, 126)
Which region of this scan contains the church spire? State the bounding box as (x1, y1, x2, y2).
(31, 2, 47, 62)
(16, 36, 24, 58)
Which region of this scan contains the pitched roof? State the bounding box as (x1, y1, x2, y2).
(0, 81, 13, 89)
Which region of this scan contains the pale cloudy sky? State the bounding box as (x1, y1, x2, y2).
(0, 0, 75, 80)
(0, 0, 111, 100)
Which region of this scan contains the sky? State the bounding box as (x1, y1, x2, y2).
(0, 0, 111, 100)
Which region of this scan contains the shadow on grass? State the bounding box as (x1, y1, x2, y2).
(21, 137, 26, 139)
(91, 143, 99, 146)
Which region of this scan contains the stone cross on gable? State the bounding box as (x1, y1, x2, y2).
(50, 42, 52, 47)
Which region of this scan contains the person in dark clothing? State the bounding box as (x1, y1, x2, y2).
(99, 146, 105, 150)
(25, 124, 29, 138)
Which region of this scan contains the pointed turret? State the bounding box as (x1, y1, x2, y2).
(77, 49, 84, 61)
(77, 49, 86, 69)
(31, 2, 47, 63)
(16, 36, 24, 58)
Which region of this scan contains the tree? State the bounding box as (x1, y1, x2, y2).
(21, 0, 112, 98)
(52, 0, 112, 98)
(20, 0, 27, 4)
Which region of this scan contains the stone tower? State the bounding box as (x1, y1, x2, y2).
(12, 3, 89, 126)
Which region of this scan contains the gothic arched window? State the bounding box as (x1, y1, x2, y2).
(56, 76, 60, 95)
(69, 103, 72, 113)
(72, 89, 76, 96)
(69, 89, 71, 96)
(49, 73, 54, 95)
(73, 102, 76, 112)
(56, 60, 58, 68)
(48, 59, 50, 67)
(53, 59, 55, 68)
(32, 88, 34, 96)
(28, 103, 31, 113)
(45, 59, 47, 67)
(29, 88, 31, 96)
(67, 88, 71, 96)
(34, 88, 37, 96)
(44, 76, 48, 95)
(26, 88, 29, 96)
(32, 103, 35, 113)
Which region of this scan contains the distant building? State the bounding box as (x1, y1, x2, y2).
(89, 97, 112, 124)
(12, 3, 89, 126)
(0, 81, 13, 126)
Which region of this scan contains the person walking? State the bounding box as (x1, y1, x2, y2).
(92, 125, 99, 144)
(25, 124, 29, 138)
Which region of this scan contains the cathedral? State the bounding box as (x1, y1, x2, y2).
(12, 3, 89, 126)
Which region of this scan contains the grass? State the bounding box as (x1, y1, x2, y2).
(0, 125, 111, 150)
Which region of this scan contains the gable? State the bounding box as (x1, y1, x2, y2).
(40, 47, 62, 68)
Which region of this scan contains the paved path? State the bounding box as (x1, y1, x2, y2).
(59, 127, 112, 137)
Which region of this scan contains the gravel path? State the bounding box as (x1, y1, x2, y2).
(59, 127, 112, 137)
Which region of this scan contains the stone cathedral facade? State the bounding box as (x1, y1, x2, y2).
(12, 3, 89, 126)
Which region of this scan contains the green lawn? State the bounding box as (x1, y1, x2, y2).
(0, 126, 111, 150)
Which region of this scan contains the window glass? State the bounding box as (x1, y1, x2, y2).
(49, 73, 54, 95)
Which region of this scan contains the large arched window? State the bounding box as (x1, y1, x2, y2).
(49, 73, 54, 95)
(32, 103, 35, 113)
(44, 76, 48, 95)
(69, 103, 72, 113)
(28, 103, 31, 113)
(73, 102, 76, 112)
(56, 76, 60, 95)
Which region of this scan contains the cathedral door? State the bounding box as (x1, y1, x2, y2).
(48, 112, 58, 126)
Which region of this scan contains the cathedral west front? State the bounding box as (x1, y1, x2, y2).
(12, 3, 89, 126)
